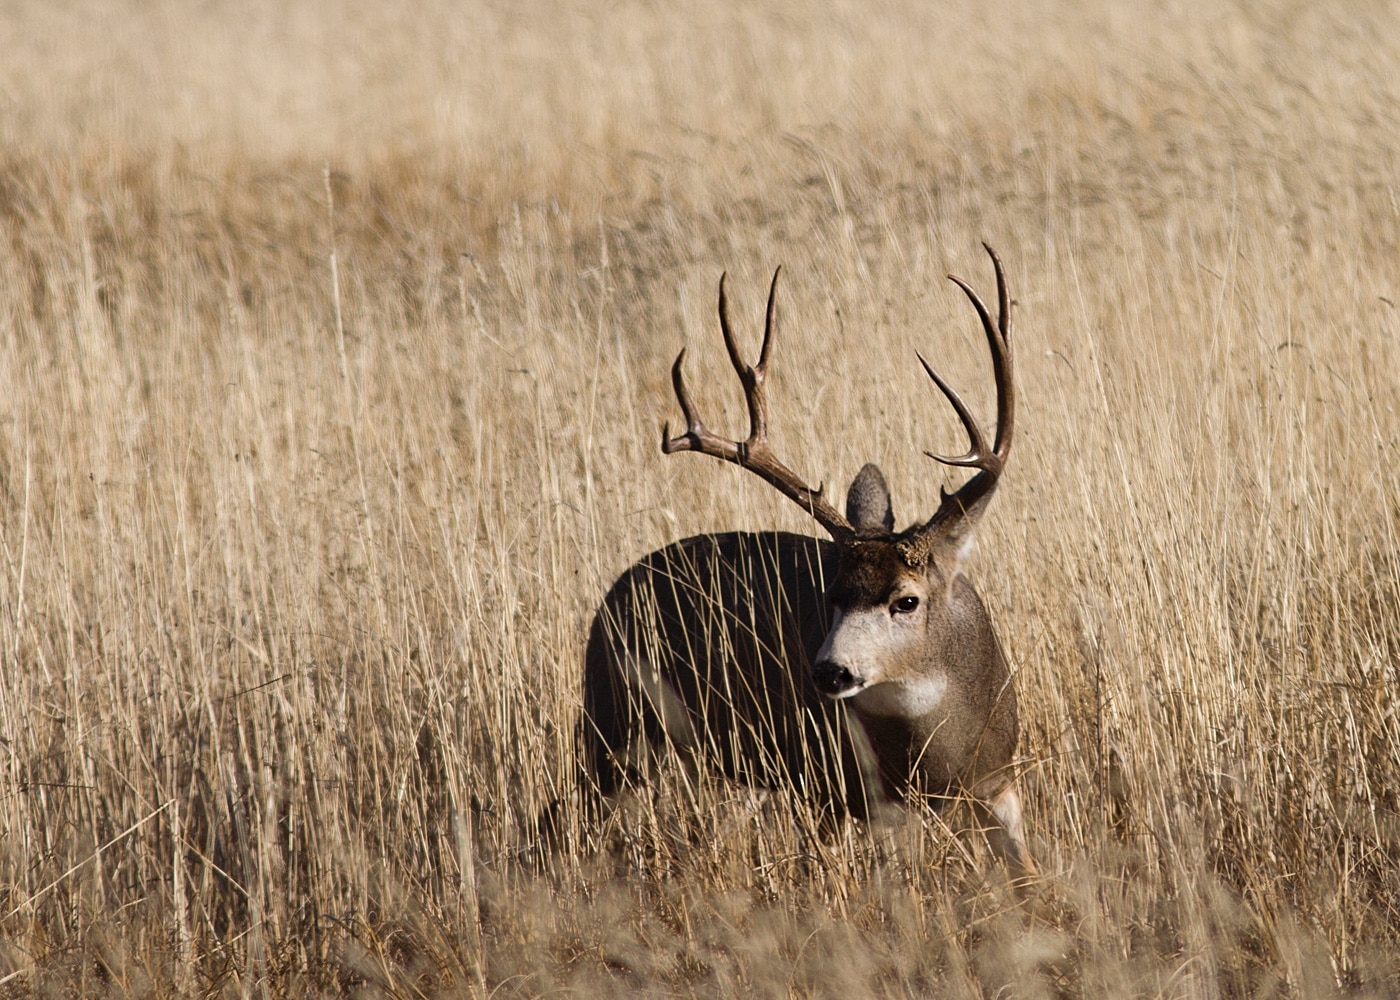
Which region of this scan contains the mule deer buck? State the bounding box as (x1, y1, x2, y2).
(581, 245, 1032, 874)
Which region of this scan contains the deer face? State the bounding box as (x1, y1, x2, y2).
(812, 465, 972, 718)
(813, 540, 956, 714)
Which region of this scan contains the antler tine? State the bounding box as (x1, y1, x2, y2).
(716, 273, 748, 388)
(661, 270, 852, 542)
(662, 348, 739, 461)
(918, 352, 995, 471)
(988, 241, 1010, 345)
(757, 266, 781, 371)
(987, 243, 1015, 454)
(664, 349, 696, 439)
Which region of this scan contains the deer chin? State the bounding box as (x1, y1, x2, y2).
(850, 675, 949, 718)
(822, 678, 868, 700)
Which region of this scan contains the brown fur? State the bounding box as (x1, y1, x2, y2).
(581, 487, 1033, 873)
(582, 248, 1032, 874)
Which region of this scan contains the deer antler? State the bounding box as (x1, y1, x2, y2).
(662, 268, 854, 543)
(908, 244, 1015, 550)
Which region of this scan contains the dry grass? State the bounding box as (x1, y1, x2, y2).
(0, 0, 1398, 995)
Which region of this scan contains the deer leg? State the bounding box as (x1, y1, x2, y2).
(975, 784, 1037, 880)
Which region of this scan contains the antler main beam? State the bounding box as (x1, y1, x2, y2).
(920, 243, 1015, 527)
(662, 269, 854, 542)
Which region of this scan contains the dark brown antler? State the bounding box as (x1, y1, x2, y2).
(662, 268, 854, 542)
(911, 244, 1015, 544)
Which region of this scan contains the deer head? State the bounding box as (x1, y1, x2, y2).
(664, 245, 1014, 713)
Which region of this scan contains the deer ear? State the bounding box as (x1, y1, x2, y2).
(845, 463, 895, 534)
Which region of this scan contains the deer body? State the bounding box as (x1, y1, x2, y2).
(583, 532, 860, 806)
(581, 247, 1033, 873)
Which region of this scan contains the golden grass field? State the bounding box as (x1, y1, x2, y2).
(0, 0, 1398, 995)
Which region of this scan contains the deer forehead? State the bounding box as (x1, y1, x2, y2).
(830, 541, 928, 608)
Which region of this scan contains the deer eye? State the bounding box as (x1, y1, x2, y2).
(891, 595, 920, 615)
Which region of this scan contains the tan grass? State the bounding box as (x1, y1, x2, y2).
(0, 0, 1398, 995)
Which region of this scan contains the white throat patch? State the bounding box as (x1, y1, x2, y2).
(851, 674, 948, 718)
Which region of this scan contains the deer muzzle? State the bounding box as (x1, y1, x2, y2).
(813, 659, 864, 698)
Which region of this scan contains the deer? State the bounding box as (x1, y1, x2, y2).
(579, 245, 1033, 876)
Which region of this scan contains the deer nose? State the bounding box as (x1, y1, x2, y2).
(813, 660, 862, 697)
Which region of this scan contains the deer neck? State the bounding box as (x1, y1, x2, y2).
(849, 692, 961, 800)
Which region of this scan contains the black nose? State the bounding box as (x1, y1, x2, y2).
(813, 660, 861, 697)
